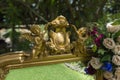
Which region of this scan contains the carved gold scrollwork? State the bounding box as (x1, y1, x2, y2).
(47, 30, 71, 54)
(0, 68, 9, 80)
(21, 15, 88, 58)
(46, 15, 72, 54)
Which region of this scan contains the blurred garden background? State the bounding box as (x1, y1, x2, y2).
(0, 0, 120, 80)
(0, 0, 120, 53)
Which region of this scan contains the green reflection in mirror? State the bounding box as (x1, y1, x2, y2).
(6, 64, 94, 80)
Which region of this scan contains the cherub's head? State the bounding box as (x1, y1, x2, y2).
(77, 27, 88, 41)
(30, 25, 41, 35)
(50, 15, 69, 28)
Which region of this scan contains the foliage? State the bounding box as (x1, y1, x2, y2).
(85, 18, 120, 80)
(3, 29, 32, 51)
(0, 0, 114, 28)
(0, 0, 120, 52)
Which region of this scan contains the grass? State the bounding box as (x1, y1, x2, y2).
(5, 63, 94, 80)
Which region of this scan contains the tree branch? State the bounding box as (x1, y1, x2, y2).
(17, 0, 48, 23)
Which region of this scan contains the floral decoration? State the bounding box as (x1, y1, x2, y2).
(85, 22, 120, 80)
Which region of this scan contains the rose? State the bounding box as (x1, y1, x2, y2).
(106, 23, 119, 33)
(115, 67, 120, 80)
(90, 27, 98, 36)
(103, 71, 113, 80)
(103, 38, 115, 49)
(89, 57, 103, 69)
(84, 64, 96, 75)
(112, 55, 120, 66)
(113, 45, 120, 55)
(94, 34, 104, 46)
(117, 36, 120, 44)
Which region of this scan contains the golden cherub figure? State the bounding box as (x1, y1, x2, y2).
(45, 15, 71, 54)
(74, 27, 88, 56)
(21, 25, 46, 58)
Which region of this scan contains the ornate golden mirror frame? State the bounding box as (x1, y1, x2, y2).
(0, 15, 102, 80)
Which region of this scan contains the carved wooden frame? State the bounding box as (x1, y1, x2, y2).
(0, 16, 103, 80)
(0, 51, 92, 80)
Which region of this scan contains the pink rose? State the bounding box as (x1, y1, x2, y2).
(103, 38, 115, 49)
(112, 55, 120, 66)
(117, 36, 120, 44)
(113, 45, 120, 55)
(115, 67, 120, 80)
(103, 71, 113, 80)
(89, 57, 103, 69)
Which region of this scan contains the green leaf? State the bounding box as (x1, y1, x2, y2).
(112, 19, 120, 25)
(101, 55, 111, 62)
(111, 13, 120, 21)
(92, 45, 97, 52)
(51, 0, 55, 5)
(114, 30, 120, 38)
(97, 49, 106, 55)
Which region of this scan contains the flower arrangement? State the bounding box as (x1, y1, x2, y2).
(85, 22, 120, 80)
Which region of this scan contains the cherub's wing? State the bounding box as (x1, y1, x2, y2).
(21, 33, 34, 42)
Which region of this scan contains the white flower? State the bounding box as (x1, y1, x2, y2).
(103, 71, 113, 80)
(103, 38, 115, 49)
(117, 36, 120, 44)
(89, 57, 103, 69)
(113, 45, 120, 55)
(112, 55, 120, 66)
(106, 23, 119, 33)
(115, 67, 120, 80)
